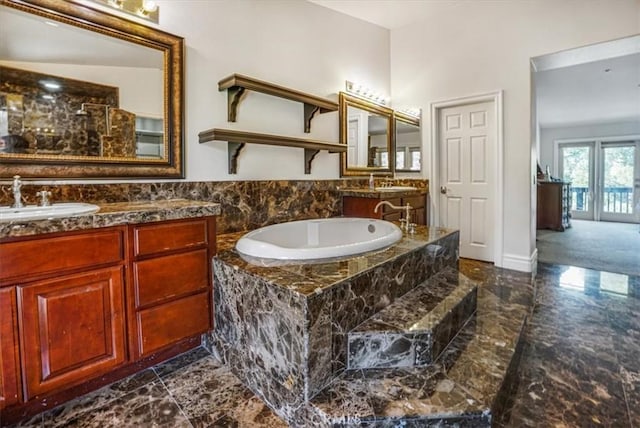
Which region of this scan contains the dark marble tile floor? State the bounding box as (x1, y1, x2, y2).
(6, 261, 639, 427)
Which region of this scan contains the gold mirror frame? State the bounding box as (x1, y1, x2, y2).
(339, 92, 393, 177)
(393, 111, 421, 173)
(0, 0, 184, 178)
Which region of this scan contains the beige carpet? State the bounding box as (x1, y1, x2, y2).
(537, 220, 640, 277)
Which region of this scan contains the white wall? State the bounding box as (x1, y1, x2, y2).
(390, 0, 640, 271)
(156, 0, 389, 182)
(539, 120, 640, 175)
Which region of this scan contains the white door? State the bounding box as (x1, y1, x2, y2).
(438, 101, 495, 261)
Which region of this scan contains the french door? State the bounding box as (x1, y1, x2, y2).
(558, 139, 639, 223)
(558, 142, 594, 220)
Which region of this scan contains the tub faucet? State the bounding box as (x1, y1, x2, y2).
(11, 175, 24, 209)
(374, 201, 413, 232)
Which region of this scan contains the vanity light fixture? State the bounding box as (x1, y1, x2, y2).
(345, 80, 389, 106)
(89, 0, 159, 23)
(397, 107, 421, 119)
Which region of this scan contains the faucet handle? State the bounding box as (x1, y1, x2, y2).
(36, 190, 52, 207)
(398, 218, 408, 230)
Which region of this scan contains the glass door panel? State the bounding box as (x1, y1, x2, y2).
(560, 143, 594, 220)
(599, 143, 636, 222)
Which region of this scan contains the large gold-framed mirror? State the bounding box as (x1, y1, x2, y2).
(339, 92, 393, 177)
(394, 111, 421, 172)
(0, 0, 184, 178)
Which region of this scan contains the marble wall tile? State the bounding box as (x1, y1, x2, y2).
(0, 179, 428, 236)
(1, 65, 118, 158)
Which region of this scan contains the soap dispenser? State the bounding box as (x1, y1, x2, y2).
(369, 173, 374, 190)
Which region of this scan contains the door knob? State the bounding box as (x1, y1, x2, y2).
(440, 186, 447, 194)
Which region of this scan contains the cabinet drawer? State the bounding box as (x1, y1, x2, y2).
(133, 219, 208, 257)
(133, 249, 209, 308)
(136, 292, 211, 357)
(402, 195, 425, 209)
(0, 229, 124, 282)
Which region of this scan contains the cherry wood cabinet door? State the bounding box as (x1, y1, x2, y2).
(0, 287, 21, 409)
(17, 267, 126, 400)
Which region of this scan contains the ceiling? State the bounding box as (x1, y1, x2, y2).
(535, 53, 640, 127)
(308, 0, 434, 29)
(309, 1, 640, 129)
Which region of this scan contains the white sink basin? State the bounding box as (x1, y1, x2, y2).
(374, 186, 418, 191)
(0, 203, 100, 223)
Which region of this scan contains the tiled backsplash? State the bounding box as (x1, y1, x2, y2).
(0, 178, 428, 234)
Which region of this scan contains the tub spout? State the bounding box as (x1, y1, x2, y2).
(374, 201, 413, 232)
(373, 200, 403, 214)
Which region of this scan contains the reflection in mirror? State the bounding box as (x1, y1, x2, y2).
(0, 0, 184, 178)
(340, 92, 393, 177)
(394, 112, 421, 172)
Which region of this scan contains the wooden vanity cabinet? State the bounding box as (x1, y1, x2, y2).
(128, 217, 216, 360)
(0, 288, 21, 410)
(0, 227, 127, 401)
(343, 194, 428, 225)
(0, 216, 216, 422)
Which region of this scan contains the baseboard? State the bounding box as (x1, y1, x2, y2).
(502, 249, 537, 272)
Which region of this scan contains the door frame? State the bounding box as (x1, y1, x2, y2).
(430, 90, 504, 266)
(553, 134, 640, 222)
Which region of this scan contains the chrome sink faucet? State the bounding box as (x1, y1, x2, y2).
(11, 175, 24, 209)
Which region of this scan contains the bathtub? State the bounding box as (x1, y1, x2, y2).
(235, 217, 403, 261)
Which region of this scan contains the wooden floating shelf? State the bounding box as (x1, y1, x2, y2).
(218, 74, 339, 133)
(198, 128, 345, 175)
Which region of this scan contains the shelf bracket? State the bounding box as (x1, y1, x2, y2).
(227, 142, 245, 174)
(227, 86, 246, 122)
(303, 104, 320, 133)
(304, 149, 320, 174)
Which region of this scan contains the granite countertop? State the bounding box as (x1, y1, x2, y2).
(338, 187, 428, 198)
(0, 199, 221, 239)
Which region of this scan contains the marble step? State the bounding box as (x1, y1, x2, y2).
(347, 268, 478, 370)
(301, 301, 529, 427)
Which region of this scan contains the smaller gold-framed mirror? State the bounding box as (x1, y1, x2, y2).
(0, 0, 184, 179)
(394, 111, 421, 172)
(339, 92, 393, 177)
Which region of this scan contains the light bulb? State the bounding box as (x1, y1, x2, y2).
(142, 0, 158, 12)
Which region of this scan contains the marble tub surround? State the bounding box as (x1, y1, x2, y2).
(0, 199, 220, 238)
(0, 178, 428, 235)
(208, 226, 459, 423)
(348, 267, 479, 369)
